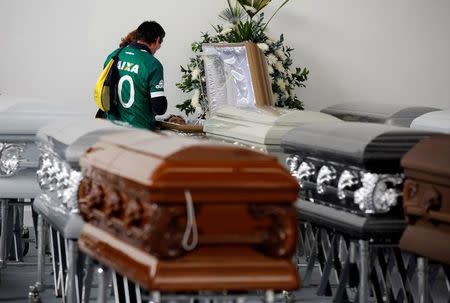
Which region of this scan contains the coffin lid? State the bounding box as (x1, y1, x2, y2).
(321, 102, 440, 127)
(0, 95, 90, 135)
(410, 109, 450, 134)
(81, 130, 298, 203)
(204, 106, 340, 145)
(282, 122, 434, 172)
(37, 118, 133, 164)
(401, 134, 450, 180)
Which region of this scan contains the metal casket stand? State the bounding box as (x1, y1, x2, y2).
(77, 130, 301, 303)
(282, 122, 434, 302)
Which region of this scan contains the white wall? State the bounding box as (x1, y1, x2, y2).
(1, 0, 449, 115)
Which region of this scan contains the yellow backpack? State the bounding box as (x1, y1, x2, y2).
(93, 48, 123, 112)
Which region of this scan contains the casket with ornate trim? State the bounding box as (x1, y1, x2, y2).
(78, 130, 300, 291)
(34, 117, 133, 239)
(31, 117, 133, 299)
(282, 122, 433, 240)
(0, 95, 89, 267)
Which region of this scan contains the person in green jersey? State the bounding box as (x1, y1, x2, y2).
(104, 21, 168, 129)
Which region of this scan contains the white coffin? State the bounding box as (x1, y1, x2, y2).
(320, 102, 440, 127)
(204, 106, 341, 161)
(0, 95, 90, 199)
(410, 109, 450, 133)
(0, 95, 90, 136)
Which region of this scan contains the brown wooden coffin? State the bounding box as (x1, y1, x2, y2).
(79, 224, 299, 291)
(400, 134, 450, 265)
(77, 130, 300, 291)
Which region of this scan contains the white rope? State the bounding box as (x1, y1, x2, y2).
(181, 190, 198, 251)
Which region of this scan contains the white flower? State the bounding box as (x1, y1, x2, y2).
(220, 27, 233, 35)
(257, 43, 269, 52)
(275, 61, 285, 73)
(267, 64, 274, 75)
(191, 68, 201, 80)
(290, 89, 296, 98)
(266, 37, 275, 45)
(277, 78, 286, 91)
(273, 92, 279, 102)
(275, 49, 287, 61)
(224, 23, 234, 29)
(191, 89, 200, 107)
(287, 69, 293, 78)
(267, 53, 278, 65)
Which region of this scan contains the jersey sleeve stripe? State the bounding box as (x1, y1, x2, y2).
(151, 91, 165, 98)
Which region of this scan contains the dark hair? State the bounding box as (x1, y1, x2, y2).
(135, 21, 165, 44)
(119, 29, 137, 48)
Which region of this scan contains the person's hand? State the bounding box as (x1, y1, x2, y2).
(164, 114, 186, 125)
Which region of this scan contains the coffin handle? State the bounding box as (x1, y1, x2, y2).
(182, 190, 198, 251)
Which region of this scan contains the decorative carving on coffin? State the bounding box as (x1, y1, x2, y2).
(79, 174, 298, 259)
(249, 204, 298, 258)
(400, 134, 450, 265)
(403, 180, 444, 223)
(79, 176, 188, 258)
(78, 131, 299, 260)
(77, 130, 301, 291)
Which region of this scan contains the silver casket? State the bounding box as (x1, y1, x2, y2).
(282, 122, 433, 240)
(204, 106, 340, 162)
(0, 95, 89, 266)
(320, 102, 440, 127)
(31, 117, 133, 299)
(410, 109, 450, 133)
(34, 118, 132, 237)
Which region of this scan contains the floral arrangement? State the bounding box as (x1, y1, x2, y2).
(176, 0, 309, 118)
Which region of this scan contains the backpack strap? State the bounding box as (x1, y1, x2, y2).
(108, 47, 125, 112)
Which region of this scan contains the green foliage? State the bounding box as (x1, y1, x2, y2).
(175, 99, 196, 116)
(226, 15, 267, 43)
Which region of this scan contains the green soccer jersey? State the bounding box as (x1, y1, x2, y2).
(105, 42, 165, 130)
